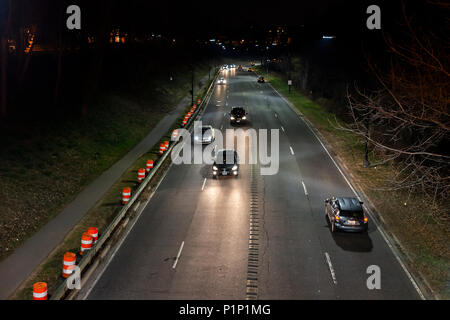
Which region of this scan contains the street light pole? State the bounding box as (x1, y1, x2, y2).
(191, 66, 194, 106)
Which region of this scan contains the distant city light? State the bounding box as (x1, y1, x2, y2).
(322, 35, 336, 39)
(209, 39, 216, 42)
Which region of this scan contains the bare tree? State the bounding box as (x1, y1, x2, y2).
(346, 2, 449, 207)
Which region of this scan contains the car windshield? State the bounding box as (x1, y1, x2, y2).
(232, 108, 245, 116)
(340, 210, 364, 218)
(216, 151, 235, 165)
(202, 127, 211, 135)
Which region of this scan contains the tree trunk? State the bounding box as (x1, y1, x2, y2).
(54, 3, 64, 107)
(81, 0, 112, 118)
(0, 0, 12, 118)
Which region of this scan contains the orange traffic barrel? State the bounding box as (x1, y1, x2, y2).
(33, 282, 48, 300)
(62, 252, 76, 278)
(122, 187, 131, 205)
(159, 143, 166, 155)
(87, 227, 99, 243)
(172, 129, 179, 140)
(138, 168, 146, 183)
(164, 141, 169, 150)
(197, 98, 201, 104)
(146, 160, 154, 173)
(182, 119, 187, 127)
(80, 232, 93, 255)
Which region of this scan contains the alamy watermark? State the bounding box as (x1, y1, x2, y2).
(171, 121, 280, 176)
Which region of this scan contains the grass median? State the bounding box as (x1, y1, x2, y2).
(256, 66, 449, 299)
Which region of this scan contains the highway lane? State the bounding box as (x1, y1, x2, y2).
(85, 65, 421, 300)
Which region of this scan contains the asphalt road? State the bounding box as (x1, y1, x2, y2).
(85, 65, 421, 300)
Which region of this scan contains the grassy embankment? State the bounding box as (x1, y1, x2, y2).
(256, 66, 449, 299)
(2, 64, 214, 299)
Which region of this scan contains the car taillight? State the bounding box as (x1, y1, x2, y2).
(335, 215, 340, 221)
(364, 217, 368, 223)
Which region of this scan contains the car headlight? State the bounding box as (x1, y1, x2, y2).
(231, 116, 235, 120)
(242, 116, 247, 120)
(213, 166, 218, 171)
(232, 165, 238, 171)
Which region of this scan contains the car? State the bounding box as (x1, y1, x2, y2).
(325, 197, 369, 233)
(212, 149, 239, 178)
(237, 65, 243, 71)
(194, 125, 215, 144)
(250, 61, 255, 66)
(257, 76, 265, 83)
(229, 107, 248, 125)
(221, 65, 228, 70)
(229, 64, 236, 68)
(217, 77, 227, 85)
(248, 67, 254, 72)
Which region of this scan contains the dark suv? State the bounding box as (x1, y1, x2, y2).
(230, 107, 247, 125)
(325, 197, 368, 233)
(212, 149, 239, 178)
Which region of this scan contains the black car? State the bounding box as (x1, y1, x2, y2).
(230, 107, 247, 125)
(325, 197, 368, 233)
(212, 149, 239, 178)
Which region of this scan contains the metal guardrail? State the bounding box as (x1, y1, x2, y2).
(50, 68, 220, 300)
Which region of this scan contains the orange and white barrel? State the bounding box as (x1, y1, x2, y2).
(146, 160, 154, 173)
(138, 168, 146, 183)
(80, 232, 93, 255)
(62, 252, 76, 278)
(87, 227, 99, 243)
(33, 282, 48, 300)
(164, 141, 169, 150)
(172, 129, 179, 141)
(182, 119, 187, 127)
(122, 187, 131, 205)
(159, 143, 166, 155)
(197, 98, 201, 104)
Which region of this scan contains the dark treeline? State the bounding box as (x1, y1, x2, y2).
(0, 0, 218, 123)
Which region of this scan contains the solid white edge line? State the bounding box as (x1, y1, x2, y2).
(325, 252, 337, 285)
(281, 126, 285, 132)
(82, 160, 174, 300)
(201, 178, 207, 191)
(172, 241, 185, 269)
(267, 81, 426, 300)
(290, 146, 295, 156)
(302, 180, 308, 196)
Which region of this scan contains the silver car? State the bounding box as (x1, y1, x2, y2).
(194, 125, 215, 144)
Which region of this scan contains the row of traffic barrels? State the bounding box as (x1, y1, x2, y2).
(32, 227, 99, 300)
(32, 99, 205, 299)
